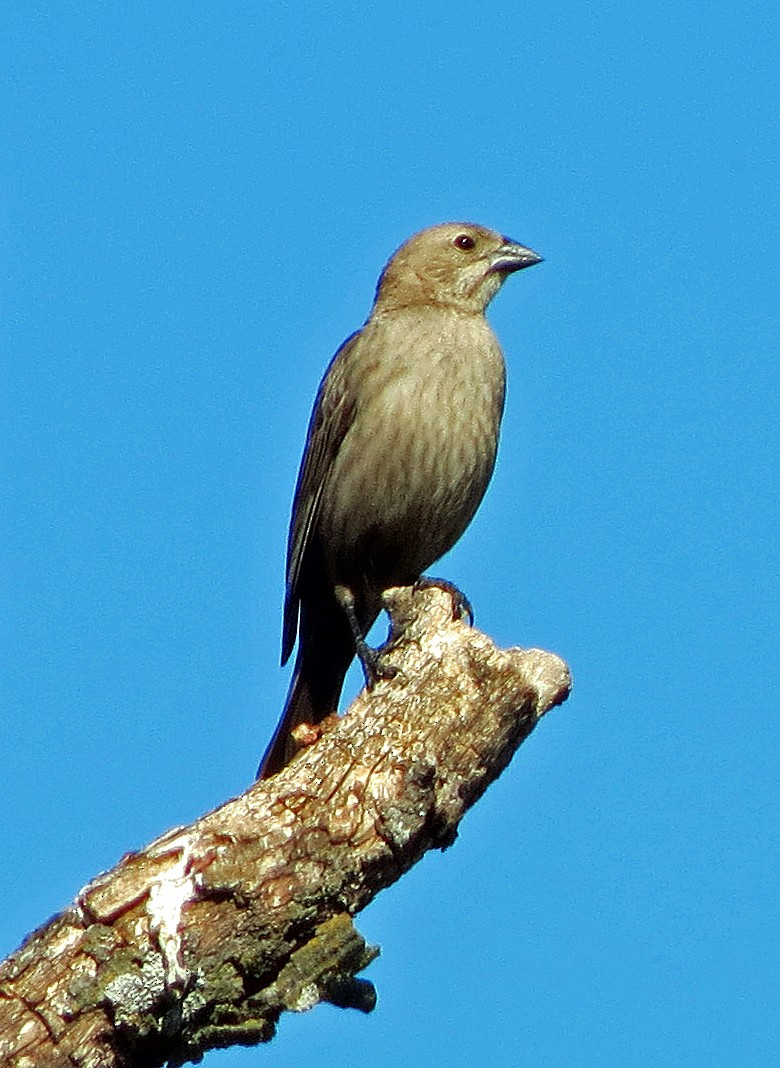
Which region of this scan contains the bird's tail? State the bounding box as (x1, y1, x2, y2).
(256, 623, 355, 779)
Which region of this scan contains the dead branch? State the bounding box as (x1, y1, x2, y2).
(0, 584, 571, 1067)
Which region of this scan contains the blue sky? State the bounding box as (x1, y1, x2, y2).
(2, 2, 778, 1065)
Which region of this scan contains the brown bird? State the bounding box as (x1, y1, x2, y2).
(258, 222, 542, 778)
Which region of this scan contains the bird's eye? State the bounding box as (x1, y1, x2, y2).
(453, 234, 476, 251)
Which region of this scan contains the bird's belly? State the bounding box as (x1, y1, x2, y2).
(319, 363, 502, 587)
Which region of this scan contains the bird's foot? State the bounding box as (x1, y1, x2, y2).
(414, 576, 474, 625)
(355, 637, 399, 689)
(335, 583, 401, 689)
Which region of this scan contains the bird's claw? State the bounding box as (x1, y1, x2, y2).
(355, 638, 399, 689)
(414, 576, 474, 625)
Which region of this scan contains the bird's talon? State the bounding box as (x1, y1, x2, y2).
(415, 576, 474, 625)
(356, 641, 399, 687)
(376, 660, 399, 681)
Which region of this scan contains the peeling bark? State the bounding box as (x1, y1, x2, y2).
(0, 585, 571, 1067)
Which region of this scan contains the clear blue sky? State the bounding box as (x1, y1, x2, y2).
(2, 3, 778, 1065)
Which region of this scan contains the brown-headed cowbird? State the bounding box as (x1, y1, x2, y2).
(258, 222, 541, 778)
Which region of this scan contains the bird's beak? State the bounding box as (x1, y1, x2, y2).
(490, 239, 543, 274)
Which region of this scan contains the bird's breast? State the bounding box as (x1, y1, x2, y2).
(318, 311, 506, 585)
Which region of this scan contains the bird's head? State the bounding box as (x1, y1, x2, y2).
(374, 222, 542, 315)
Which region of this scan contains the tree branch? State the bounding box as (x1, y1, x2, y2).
(0, 585, 571, 1067)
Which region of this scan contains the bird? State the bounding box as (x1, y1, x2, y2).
(257, 222, 542, 778)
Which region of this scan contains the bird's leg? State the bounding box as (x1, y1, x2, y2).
(414, 576, 475, 625)
(335, 584, 399, 688)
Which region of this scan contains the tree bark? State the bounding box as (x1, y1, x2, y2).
(0, 585, 571, 1067)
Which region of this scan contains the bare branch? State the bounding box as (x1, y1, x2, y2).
(0, 585, 571, 1067)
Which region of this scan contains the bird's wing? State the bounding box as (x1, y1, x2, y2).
(282, 330, 361, 664)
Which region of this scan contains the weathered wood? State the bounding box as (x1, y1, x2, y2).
(0, 585, 571, 1067)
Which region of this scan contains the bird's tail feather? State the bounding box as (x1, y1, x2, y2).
(257, 627, 354, 779)
(257, 660, 318, 778)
